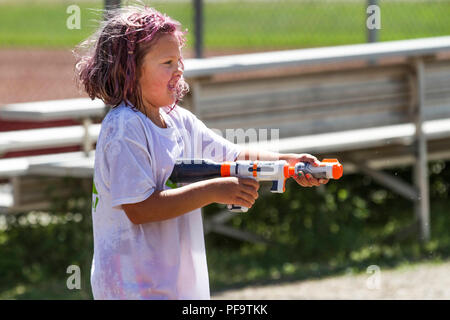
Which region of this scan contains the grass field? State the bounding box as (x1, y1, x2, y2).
(0, 0, 449, 49)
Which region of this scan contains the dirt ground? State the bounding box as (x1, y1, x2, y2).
(211, 260, 450, 300)
(0, 49, 86, 105)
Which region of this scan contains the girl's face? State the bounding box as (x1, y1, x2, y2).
(139, 33, 183, 109)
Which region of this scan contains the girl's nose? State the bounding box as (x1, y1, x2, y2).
(174, 67, 183, 77)
(175, 61, 183, 76)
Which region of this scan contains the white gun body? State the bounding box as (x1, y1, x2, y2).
(169, 159, 343, 213)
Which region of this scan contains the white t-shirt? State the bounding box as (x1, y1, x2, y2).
(91, 102, 243, 300)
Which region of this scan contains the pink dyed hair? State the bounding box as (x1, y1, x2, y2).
(74, 5, 189, 114)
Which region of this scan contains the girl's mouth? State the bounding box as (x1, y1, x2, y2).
(168, 76, 180, 91)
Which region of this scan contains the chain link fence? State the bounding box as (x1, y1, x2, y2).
(159, 0, 450, 56)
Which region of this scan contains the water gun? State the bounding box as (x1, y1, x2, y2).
(169, 158, 343, 212)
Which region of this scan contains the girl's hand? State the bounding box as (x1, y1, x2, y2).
(208, 177, 260, 209)
(282, 153, 329, 187)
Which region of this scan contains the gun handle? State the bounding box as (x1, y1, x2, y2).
(227, 204, 249, 213)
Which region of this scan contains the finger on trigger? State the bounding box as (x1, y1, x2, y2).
(306, 174, 319, 186)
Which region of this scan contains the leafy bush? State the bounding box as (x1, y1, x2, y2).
(0, 177, 93, 299)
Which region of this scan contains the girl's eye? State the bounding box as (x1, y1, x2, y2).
(164, 61, 172, 65)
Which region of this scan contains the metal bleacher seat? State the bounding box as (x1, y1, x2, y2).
(0, 151, 95, 212)
(0, 123, 100, 213)
(0, 98, 103, 213)
(0, 124, 101, 155)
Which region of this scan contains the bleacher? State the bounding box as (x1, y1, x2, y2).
(1, 36, 450, 242)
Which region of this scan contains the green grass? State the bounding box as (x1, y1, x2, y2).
(0, 2, 102, 48)
(0, 0, 449, 49)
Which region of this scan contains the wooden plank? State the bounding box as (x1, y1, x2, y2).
(28, 156, 95, 178)
(195, 65, 407, 100)
(0, 151, 96, 178)
(0, 124, 101, 154)
(0, 98, 106, 121)
(199, 91, 409, 121)
(424, 59, 450, 74)
(198, 83, 408, 118)
(202, 102, 410, 137)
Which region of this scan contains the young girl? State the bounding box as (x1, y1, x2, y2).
(75, 5, 327, 300)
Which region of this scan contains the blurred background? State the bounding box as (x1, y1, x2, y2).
(0, 0, 449, 299)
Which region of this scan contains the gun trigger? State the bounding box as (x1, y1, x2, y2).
(270, 180, 278, 192)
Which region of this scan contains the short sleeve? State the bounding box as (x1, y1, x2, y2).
(104, 131, 156, 210)
(187, 113, 243, 162)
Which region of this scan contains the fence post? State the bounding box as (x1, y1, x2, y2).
(104, 0, 121, 19)
(193, 0, 204, 58)
(367, 0, 379, 43)
(367, 0, 379, 66)
(105, 0, 121, 10)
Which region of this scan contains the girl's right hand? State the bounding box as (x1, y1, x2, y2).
(208, 177, 260, 209)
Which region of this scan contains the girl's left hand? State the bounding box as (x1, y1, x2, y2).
(282, 153, 329, 187)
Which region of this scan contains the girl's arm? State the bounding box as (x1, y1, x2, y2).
(123, 147, 324, 225)
(122, 177, 259, 225)
(235, 147, 286, 161)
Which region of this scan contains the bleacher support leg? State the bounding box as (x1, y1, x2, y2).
(82, 117, 93, 157)
(413, 58, 430, 242)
